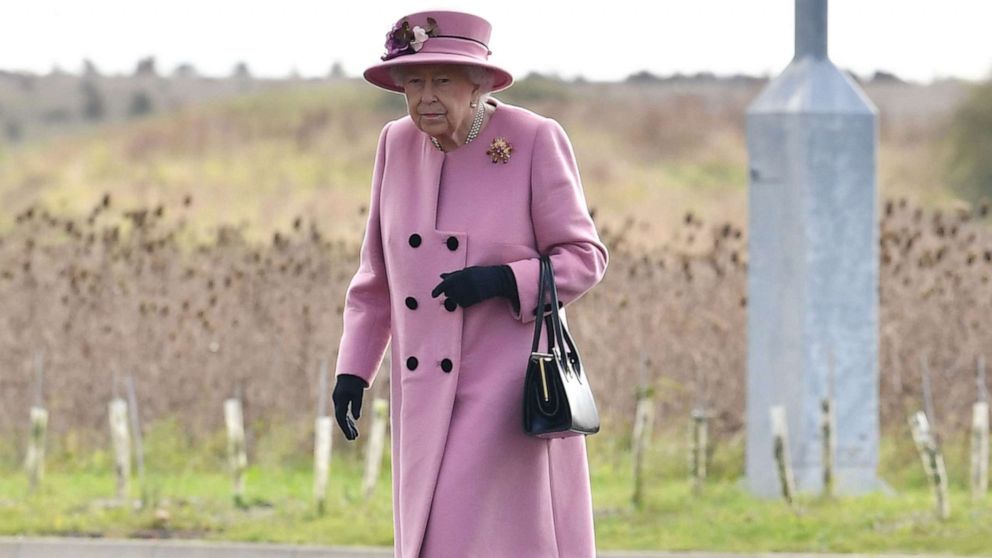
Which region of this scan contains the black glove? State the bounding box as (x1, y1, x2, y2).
(332, 373, 369, 441)
(431, 264, 520, 310)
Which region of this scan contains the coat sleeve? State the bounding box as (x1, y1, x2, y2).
(503, 117, 609, 324)
(334, 121, 393, 387)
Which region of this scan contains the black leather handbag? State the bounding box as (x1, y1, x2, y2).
(523, 254, 600, 438)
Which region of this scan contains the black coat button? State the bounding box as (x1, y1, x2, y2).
(405, 296, 418, 310)
(440, 358, 453, 373)
(446, 236, 459, 251)
(406, 356, 418, 370)
(409, 234, 422, 247)
(444, 298, 458, 312)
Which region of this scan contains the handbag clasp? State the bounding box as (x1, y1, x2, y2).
(531, 351, 554, 402)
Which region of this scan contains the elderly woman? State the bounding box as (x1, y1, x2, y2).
(331, 10, 609, 558)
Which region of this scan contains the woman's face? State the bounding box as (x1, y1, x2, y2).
(400, 64, 480, 142)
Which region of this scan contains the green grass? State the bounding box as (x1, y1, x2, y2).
(2, 420, 992, 553)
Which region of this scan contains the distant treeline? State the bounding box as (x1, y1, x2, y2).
(0, 55, 920, 146)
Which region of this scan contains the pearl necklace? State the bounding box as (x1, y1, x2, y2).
(431, 101, 485, 152)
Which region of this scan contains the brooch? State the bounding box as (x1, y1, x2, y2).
(486, 137, 513, 164)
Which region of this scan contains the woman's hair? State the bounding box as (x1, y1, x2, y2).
(389, 64, 495, 102)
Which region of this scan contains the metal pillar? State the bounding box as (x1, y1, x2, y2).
(745, 0, 882, 497)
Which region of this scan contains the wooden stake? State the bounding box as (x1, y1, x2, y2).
(631, 386, 654, 506)
(908, 410, 950, 519)
(822, 348, 836, 497)
(108, 398, 131, 500)
(314, 416, 333, 514)
(971, 401, 989, 501)
(770, 405, 795, 505)
(362, 397, 389, 500)
(224, 398, 247, 507)
(314, 356, 333, 514)
(24, 406, 48, 492)
(820, 397, 835, 497)
(690, 408, 709, 494)
(125, 374, 147, 506)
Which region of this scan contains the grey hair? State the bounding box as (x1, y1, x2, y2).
(389, 64, 495, 102)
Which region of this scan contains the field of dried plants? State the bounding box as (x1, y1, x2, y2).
(1, 189, 990, 464)
(0, 76, 986, 464)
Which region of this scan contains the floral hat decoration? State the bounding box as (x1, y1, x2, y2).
(363, 10, 514, 94)
(382, 17, 439, 60)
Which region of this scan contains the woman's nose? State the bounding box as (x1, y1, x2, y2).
(422, 81, 436, 100)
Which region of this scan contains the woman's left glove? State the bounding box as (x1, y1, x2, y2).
(432, 264, 519, 309)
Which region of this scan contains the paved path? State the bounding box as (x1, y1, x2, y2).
(0, 537, 978, 558)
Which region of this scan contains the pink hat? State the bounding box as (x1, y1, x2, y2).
(363, 10, 513, 94)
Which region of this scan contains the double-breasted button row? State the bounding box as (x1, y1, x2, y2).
(405, 231, 458, 374)
(405, 296, 458, 312)
(405, 355, 454, 373)
(407, 233, 459, 252)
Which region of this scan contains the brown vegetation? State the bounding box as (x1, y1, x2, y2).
(1, 193, 989, 457)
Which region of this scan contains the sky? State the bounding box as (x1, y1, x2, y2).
(1, 0, 990, 85)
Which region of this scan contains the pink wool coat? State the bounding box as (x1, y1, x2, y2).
(334, 96, 609, 558)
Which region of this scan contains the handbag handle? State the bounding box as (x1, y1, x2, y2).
(529, 255, 567, 366)
(530, 255, 550, 354)
(542, 255, 568, 365)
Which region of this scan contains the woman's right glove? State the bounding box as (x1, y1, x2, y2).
(333, 373, 369, 441)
